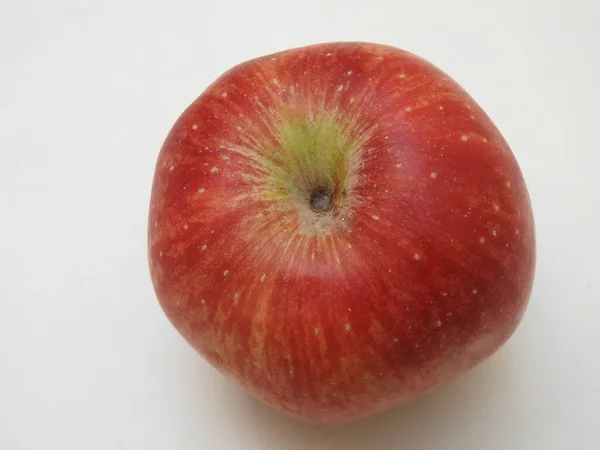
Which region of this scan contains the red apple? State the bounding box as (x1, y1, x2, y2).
(148, 42, 535, 424)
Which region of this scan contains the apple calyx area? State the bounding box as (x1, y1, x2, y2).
(309, 186, 333, 213)
(259, 115, 363, 236)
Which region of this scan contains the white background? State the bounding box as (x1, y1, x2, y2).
(1, 0, 599, 449)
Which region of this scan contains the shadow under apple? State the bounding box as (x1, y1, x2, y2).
(187, 341, 525, 450)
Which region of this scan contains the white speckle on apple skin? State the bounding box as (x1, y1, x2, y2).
(405, 106, 413, 112)
(221, 92, 228, 97)
(461, 135, 468, 142)
(200, 299, 205, 305)
(201, 245, 207, 251)
(473, 289, 478, 294)
(183, 224, 188, 230)
(506, 181, 512, 188)
(430, 172, 437, 179)
(169, 165, 175, 171)
(398, 73, 406, 78)
(223, 270, 229, 277)
(197, 188, 205, 194)
(192, 124, 198, 130)
(479, 237, 485, 244)
(260, 274, 266, 282)
(493, 203, 500, 211)
(394, 338, 399, 342)
(347, 70, 353, 75)
(272, 78, 279, 86)
(210, 167, 220, 174)
(345, 323, 351, 331)
(439, 106, 444, 110)
(396, 163, 402, 168)
(337, 84, 344, 92)
(314, 328, 320, 335)
(492, 230, 498, 237)
(414, 253, 421, 260)
(435, 320, 442, 327)
(349, 97, 355, 103)
(371, 215, 380, 221)
(234, 292, 240, 302)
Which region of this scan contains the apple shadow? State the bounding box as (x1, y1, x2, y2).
(193, 342, 524, 450)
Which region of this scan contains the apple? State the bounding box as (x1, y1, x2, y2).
(148, 42, 535, 424)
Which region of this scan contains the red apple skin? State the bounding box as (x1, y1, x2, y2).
(148, 42, 535, 424)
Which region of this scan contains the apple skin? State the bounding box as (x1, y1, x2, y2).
(148, 42, 535, 424)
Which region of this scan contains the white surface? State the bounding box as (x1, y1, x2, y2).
(1, 0, 599, 448)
